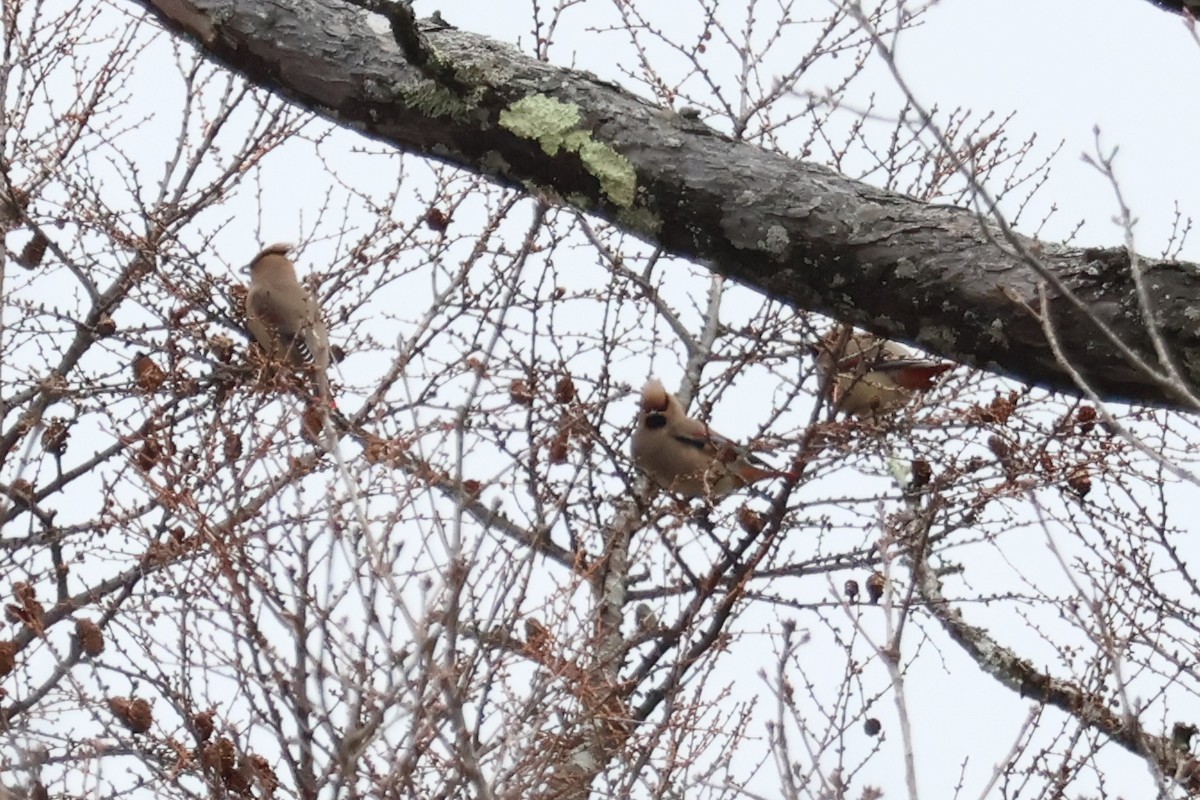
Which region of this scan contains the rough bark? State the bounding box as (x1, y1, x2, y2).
(131, 0, 1200, 411)
(1142, 0, 1200, 18)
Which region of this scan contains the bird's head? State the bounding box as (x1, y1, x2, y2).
(639, 379, 671, 429)
(245, 242, 296, 278)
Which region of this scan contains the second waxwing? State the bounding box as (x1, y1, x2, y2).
(814, 329, 953, 417)
(245, 243, 332, 404)
(631, 379, 793, 498)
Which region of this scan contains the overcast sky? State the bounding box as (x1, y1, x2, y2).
(331, 2, 1200, 796)
(389, 2, 1200, 797)
(19, 1, 1193, 796)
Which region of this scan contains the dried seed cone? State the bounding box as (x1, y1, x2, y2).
(75, 618, 104, 657)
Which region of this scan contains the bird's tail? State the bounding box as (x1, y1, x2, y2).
(738, 464, 801, 484)
(882, 361, 954, 390)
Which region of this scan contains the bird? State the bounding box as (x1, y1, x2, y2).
(631, 379, 793, 498)
(813, 329, 953, 417)
(244, 243, 332, 405)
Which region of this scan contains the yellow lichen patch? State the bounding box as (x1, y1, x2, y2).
(499, 95, 638, 208)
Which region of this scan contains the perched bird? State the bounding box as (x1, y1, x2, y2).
(631, 379, 792, 498)
(244, 243, 332, 404)
(813, 330, 953, 417)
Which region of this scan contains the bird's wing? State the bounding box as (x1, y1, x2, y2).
(669, 416, 718, 452)
(249, 291, 322, 364)
(248, 290, 297, 336)
(671, 418, 771, 467)
(873, 357, 950, 372)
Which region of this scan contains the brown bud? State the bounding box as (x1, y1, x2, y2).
(864, 717, 882, 736)
(41, 418, 70, 456)
(142, 541, 173, 567)
(988, 392, 1018, 424)
(136, 438, 162, 471)
(844, 580, 859, 602)
(75, 618, 104, 657)
(109, 696, 153, 734)
(94, 314, 117, 337)
(909, 459, 931, 489)
(199, 741, 219, 771)
(1076, 405, 1097, 434)
(987, 435, 1010, 461)
(548, 430, 570, 464)
(1067, 467, 1091, 499)
(201, 737, 237, 776)
(173, 376, 199, 398)
(866, 572, 885, 604)
(424, 207, 451, 232)
(14, 582, 35, 604)
(193, 710, 215, 742)
(554, 375, 576, 404)
(0, 640, 15, 676)
(8, 583, 44, 635)
(737, 506, 764, 535)
(209, 334, 235, 363)
(225, 757, 252, 793)
(300, 402, 330, 444)
(223, 430, 243, 462)
(132, 353, 166, 394)
(41, 371, 69, 400)
(245, 753, 278, 796)
(509, 379, 535, 407)
(461, 480, 482, 500)
(214, 377, 235, 406)
(362, 435, 406, 466)
(15, 231, 49, 269)
(303, 397, 332, 441)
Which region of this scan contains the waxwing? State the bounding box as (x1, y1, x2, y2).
(631, 379, 792, 497)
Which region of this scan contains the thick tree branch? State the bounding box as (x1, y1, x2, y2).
(1141, 0, 1200, 18)
(131, 0, 1200, 409)
(911, 553, 1200, 792)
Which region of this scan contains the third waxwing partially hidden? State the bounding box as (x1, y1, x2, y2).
(813, 329, 953, 417)
(245, 243, 332, 405)
(631, 379, 794, 498)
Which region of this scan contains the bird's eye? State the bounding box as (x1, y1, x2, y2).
(644, 412, 667, 429)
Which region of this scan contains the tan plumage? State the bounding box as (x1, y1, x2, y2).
(814, 330, 953, 416)
(631, 379, 791, 498)
(245, 243, 331, 403)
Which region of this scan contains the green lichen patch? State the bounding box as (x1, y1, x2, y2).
(578, 140, 636, 208)
(500, 94, 638, 208)
(408, 81, 477, 121)
(499, 95, 582, 157)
